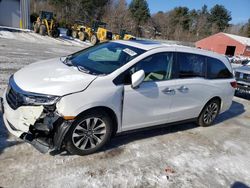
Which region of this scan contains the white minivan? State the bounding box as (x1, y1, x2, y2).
(1, 40, 236, 155)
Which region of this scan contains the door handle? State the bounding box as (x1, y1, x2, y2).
(162, 88, 175, 94)
(178, 86, 189, 92)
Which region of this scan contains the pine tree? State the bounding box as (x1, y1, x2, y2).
(129, 0, 150, 36)
(247, 19, 250, 37)
(209, 4, 232, 32)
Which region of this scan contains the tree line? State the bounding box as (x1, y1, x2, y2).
(31, 0, 250, 42)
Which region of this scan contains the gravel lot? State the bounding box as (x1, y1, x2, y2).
(0, 32, 250, 188)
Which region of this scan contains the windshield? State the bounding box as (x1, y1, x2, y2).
(65, 42, 145, 75)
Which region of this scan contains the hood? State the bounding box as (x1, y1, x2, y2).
(14, 58, 97, 96)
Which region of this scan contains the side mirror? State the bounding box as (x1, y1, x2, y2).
(131, 70, 145, 89)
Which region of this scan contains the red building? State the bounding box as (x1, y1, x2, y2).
(195, 32, 250, 57)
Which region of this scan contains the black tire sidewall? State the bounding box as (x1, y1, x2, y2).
(34, 23, 39, 33)
(52, 29, 60, 38)
(66, 29, 72, 36)
(39, 25, 46, 35)
(65, 111, 113, 155)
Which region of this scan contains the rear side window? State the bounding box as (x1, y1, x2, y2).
(207, 57, 233, 79)
(177, 53, 206, 78)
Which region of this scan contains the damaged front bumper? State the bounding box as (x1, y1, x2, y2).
(1, 93, 72, 153)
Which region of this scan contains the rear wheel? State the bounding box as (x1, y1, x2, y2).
(51, 29, 60, 38)
(65, 111, 113, 155)
(39, 25, 46, 36)
(197, 99, 220, 127)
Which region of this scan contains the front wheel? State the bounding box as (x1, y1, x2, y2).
(65, 111, 113, 155)
(90, 34, 98, 45)
(197, 99, 220, 127)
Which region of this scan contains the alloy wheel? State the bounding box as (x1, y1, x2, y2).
(72, 117, 106, 150)
(203, 102, 219, 124)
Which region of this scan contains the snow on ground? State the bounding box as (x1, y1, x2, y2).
(0, 31, 250, 188)
(0, 99, 249, 188)
(0, 28, 91, 47)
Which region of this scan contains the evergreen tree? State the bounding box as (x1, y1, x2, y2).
(247, 19, 250, 37)
(209, 4, 232, 32)
(129, 0, 150, 36)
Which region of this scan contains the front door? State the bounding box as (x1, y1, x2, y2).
(122, 52, 176, 131)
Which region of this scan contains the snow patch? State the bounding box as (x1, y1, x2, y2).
(0, 30, 91, 47)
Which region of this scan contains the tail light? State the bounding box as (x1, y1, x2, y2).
(230, 81, 237, 88)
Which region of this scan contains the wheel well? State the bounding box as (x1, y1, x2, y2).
(209, 96, 221, 108)
(204, 96, 222, 112)
(198, 96, 222, 119)
(76, 106, 118, 137)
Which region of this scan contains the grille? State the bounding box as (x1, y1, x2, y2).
(6, 86, 24, 110)
(235, 72, 250, 82)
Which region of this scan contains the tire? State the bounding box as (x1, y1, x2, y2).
(90, 34, 98, 45)
(51, 29, 60, 38)
(78, 31, 87, 41)
(34, 23, 39, 33)
(65, 110, 113, 155)
(197, 99, 220, 127)
(72, 30, 78, 38)
(39, 25, 46, 36)
(66, 29, 72, 36)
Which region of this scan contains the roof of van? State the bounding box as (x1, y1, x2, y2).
(113, 40, 225, 59)
(113, 40, 166, 50)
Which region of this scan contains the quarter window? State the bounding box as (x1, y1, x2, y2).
(207, 57, 233, 79)
(177, 53, 206, 78)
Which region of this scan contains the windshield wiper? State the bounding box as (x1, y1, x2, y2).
(77, 65, 91, 74)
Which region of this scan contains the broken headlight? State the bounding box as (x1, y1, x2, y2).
(8, 75, 60, 108)
(23, 94, 60, 105)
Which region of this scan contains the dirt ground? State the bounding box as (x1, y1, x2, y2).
(0, 32, 250, 188)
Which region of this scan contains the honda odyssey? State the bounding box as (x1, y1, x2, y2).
(1, 40, 236, 155)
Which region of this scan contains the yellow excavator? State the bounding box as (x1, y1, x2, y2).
(113, 29, 136, 40)
(67, 20, 112, 45)
(33, 11, 60, 38)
